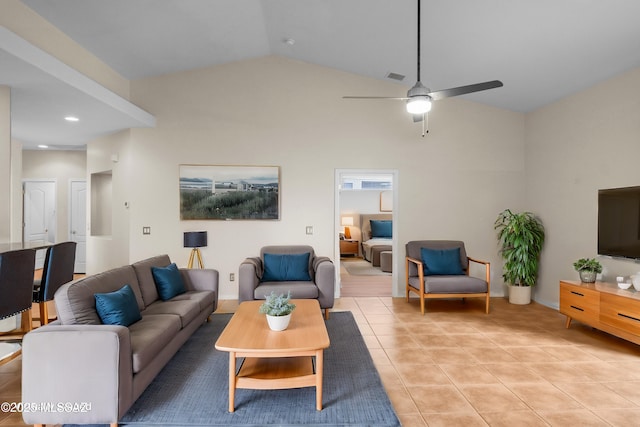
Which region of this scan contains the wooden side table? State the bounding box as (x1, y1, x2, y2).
(340, 240, 359, 257)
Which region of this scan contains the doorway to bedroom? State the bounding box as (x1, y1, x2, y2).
(335, 170, 397, 297)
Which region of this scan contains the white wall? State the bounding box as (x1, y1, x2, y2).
(0, 86, 10, 243)
(82, 56, 525, 300)
(11, 139, 22, 241)
(526, 66, 640, 308)
(86, 130, 131, 274)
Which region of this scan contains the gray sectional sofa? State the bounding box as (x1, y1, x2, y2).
(21, 254, 219, 427)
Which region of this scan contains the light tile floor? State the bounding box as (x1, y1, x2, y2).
(3, 297, 640, 426)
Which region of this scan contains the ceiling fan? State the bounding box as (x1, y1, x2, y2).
(343, 0, 503, 136)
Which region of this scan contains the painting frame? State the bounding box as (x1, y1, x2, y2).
(179, 164, 280, 220)
(380, 190, 392, 212)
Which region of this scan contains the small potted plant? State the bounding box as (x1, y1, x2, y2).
(259, 291, 296, 331)
(572, 258, 602, 283)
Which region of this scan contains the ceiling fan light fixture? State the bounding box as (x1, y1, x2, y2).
(406, 96, 432, 114)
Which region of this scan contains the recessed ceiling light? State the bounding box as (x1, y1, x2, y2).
(38, 144, 49, 149)
(65, 116, 79, 122)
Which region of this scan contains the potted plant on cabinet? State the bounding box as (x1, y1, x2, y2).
(494, 209, 545, 304)
(572, 258, 602, 283)
(259, 291, 296, 331)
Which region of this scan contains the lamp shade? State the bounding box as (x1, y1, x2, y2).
(341, 216, 354, 226)
(183, 231, 207, 248)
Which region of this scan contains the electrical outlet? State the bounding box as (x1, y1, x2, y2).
(230, 273, 235, 281)
(142, 226, 151, 235)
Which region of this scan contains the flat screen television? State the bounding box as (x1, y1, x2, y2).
(598, 186, 640, 260)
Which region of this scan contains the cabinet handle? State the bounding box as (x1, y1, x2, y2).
(618, 313, 640, 323)
(570, 305, 584, 312)
(570, 291, 585, 297)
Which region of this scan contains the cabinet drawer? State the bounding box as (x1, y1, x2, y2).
(560, 283, 599, 317)
(340, 241, 359, 255)
(600, 293, 640, 335)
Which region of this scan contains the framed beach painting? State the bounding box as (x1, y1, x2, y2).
(179, 165, 280, 220)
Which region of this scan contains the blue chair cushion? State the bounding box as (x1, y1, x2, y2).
(420, 247, 464, 276)
(370, 220, 392, 238)
(151, 263, 186, 300)
(94, 284, 142, 326)
(262, 253, 311, 282)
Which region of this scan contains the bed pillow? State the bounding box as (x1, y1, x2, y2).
(94, 284, 142, 326)
(420, 247, 464, 276)
(370, 220, 392, 238)
(151, 263, 186, 300)
(262, 253, 311, 282)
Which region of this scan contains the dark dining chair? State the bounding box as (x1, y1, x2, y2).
(33, 241, 77, 325)
(0, 248, 37, 336)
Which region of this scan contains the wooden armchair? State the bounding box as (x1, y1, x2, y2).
(405, 240, 490, 314)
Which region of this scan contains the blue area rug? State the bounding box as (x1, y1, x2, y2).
(68, 311, 399, 427)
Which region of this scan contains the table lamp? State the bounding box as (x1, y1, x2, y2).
(184, 231, 207, 268)
(341, 216, 354, 240)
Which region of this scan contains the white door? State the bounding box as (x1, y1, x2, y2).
(69, 180, 87, 273)
(24, 180, 56, 269)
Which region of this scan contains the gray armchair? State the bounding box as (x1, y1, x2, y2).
(405, 240, 490, 315)
(239, 245, 335, 319)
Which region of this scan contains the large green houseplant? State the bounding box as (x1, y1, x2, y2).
(494, 209, 545, 304)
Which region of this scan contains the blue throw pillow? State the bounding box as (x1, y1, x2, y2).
(370, 220, 392, 238)
(151, 263, 186, 300)
(94, 284, 141, 326)
(420, 247, 464, 276)
(262, 253, 311, 282)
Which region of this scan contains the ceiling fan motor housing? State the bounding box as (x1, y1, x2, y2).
(407, 81, 430, 98)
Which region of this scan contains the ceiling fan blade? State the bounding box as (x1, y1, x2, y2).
(342, 96, 408, 100)
(412, 114, 423, 123)
(428, 80, 503, 100)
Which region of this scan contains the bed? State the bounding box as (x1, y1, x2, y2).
(360, 214, 392, 266)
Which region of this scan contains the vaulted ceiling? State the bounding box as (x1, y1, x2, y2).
(3, 0, 640, 149)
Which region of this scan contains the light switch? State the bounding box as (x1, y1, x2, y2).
(305, 226, 313, 235)
(143, 226, 151, 235)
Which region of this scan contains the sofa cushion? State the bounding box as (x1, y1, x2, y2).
(129, 314, 182, 374)
(94, 284, 142, 327)
(55, 265, 143, 325)
(262, 253, 311, 282)
(131, 255, 172, 307)
(254, 282, 318, 300)
(171, 290, 216, 313)
(424, 276, 487, 293)
(151, 263, 186, 300)
(420, 247, 464, 276)
(142, 299, 200, 328)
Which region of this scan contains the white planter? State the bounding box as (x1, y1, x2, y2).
(509, 285, 531, 305)
(266, 313, 292, 331)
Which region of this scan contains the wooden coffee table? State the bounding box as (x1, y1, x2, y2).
(215, 299, 330, 412)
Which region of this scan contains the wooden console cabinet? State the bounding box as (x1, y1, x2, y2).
(560, 280, 640, 345)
